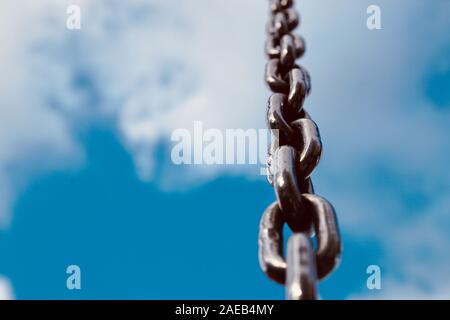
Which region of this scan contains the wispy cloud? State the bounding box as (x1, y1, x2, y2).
(302, 0, 450, 298)
(0, 276, 13, 300)
(0, 0, 83, 227)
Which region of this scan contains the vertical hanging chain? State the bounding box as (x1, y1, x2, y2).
(259, 0, 342, 300)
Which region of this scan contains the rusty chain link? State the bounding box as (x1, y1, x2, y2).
(259, 0, 342, 300)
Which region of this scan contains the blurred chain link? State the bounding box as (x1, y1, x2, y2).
(259, 0, 342, 300)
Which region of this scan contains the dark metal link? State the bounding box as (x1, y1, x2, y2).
(293, 34, 306, 58)
(266, 34, 305, 60)
(272, 146, 311, 232)
(259, 0, 341, 300)
(299, 65, 312, 93)
(303, 194, 342, 279)
(270, 0, 293, 12)
(280, 34, 297, 70)
(287, 67, 310, 111)
(258, 194, 340, 284)
(258, 202, 286, 284)
(285, 8, 299, 30)
(265, 59, 289, 92)
(290, 118, 322, 179)
(301, 177, 315, 194)
(299, 108, 312, 120)
(266, 35, 280, 59)
(267, 93, 294, 138)
(265, 66, 310, 112)
(286, 233, 318, 300)
(266, 139, 277, 185)
(266, 109, 314, 185)
(267, 12, 289, 39)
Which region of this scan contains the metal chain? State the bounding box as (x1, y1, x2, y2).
(258, 0, 342, 300)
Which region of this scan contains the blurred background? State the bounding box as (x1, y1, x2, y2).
(0, 0, 449, 299)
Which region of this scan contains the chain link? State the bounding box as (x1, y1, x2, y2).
(259, 0, 342, 300)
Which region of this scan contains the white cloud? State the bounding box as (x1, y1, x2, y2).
(298, 0, 450, 299)
(0, 277, 14, 300)
(0, 0, 83, 227)
(74, 0, 269, 182)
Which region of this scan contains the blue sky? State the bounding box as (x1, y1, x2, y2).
(0, 0, 449, 299)
(0, 126, 381, 299)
